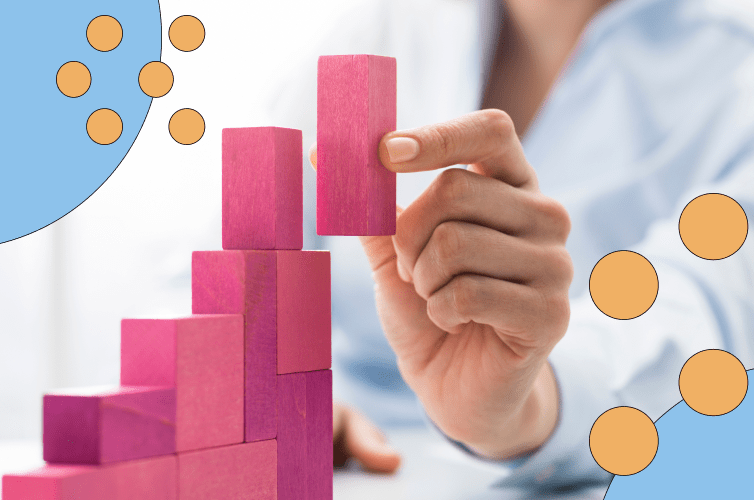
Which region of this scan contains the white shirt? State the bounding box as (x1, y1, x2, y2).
(270, 0, 754, 487)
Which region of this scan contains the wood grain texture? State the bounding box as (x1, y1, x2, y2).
(222, 127, 303, 250)
(277, 250, 331, 375)
(178, 440, 277, 500)
(277, 373, 307, 500)
(192, 250, 277, 442)
(2, 454, 177, 500)
(317, 54, 396, 235)
(306, 370, 333, 500)
(43, 386, 175, 465)
(120, 315, 245, 452)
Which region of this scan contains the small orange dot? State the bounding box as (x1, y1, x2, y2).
(679, 193, 748, 260)
(590, 406, 658, 476)
(589, 250, 658, 320)
(139, 61, 174, 98)
(679, 349, 748, 416)
(169, 109, 205, 145)
(57, 61, 91, 98)
(87, 109, 122, 145)
(169, 15, 205, 52)
(87, 15, 123, 52)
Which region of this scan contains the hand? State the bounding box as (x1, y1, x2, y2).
(311, 109, 572, 460)
(333, 402, 401, 473)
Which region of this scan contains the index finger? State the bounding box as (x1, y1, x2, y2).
(379, 109, 535, 189)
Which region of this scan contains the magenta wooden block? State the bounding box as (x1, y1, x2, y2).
(222, 126, 303, 250)
(192, 250, 331, 441)
(3, 454, 177, 500)
(178, 439, 276, 500)
(43, 386, 175, 465)
(277, 250, 331, 375)
(120, 314, 244, 452)
(277, 373, 307, 500)
(317, 54, 397, 236)
(307, 370, 333, 500)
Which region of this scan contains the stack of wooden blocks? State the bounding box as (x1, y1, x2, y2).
(1, 126, 332, 500)
(2, 53, 396, 500)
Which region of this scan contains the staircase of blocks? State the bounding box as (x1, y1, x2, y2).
(1, 53, 395, 500)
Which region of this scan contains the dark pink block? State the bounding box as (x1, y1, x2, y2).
(3, 453, 177, 500)
(317, 54, 396, 236)
(43, 386, 175, 465)
(222, 126, 303, 250)
(178, 440, 277, 500)
(192, 250, 331, 441)
(307, 370, 333, 500)
(120, 315, 244, 452)
(277, 250, 331, 375)
(277, 373, 307, 500)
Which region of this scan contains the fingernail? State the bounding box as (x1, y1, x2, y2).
(386, 137, 419, 163)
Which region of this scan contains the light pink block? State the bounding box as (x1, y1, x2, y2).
(222, 127, 303, 250)
(178, 440, 276, 500)
(317, 54, 397, 236)
(277, 373, 307, 500)
(192, 250, 331, 441)
(120, 315, 244, 452)
(2, 454, 177, 500)
(43, 386, 175, 465)
(307, 370, 333, 500)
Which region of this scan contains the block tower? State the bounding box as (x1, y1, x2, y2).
(1, 126, 333, 500)
(2, 52, 396, 500)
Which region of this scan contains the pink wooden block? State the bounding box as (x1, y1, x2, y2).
(2, 454, 177, 500)
(178, 439, 276, 500)
(317, 54, 397, 236)
(43, 386, 175, 464)
(222, 126, 303, 250)
(306, 370, 333, 500)
(192, 250, 331, 441)
(277, 373, 307, 500)
(120, 315, 244, 452)
(276, 250, 331, 375)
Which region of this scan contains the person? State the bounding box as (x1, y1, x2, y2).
(269, 0, 754, 487)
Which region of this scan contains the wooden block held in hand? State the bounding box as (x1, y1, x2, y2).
(43, 386, 175, 465)
(2, 454, 177, 500)
(192, 250, 331, 441)
(317, 54, 397, 235)
(178, 440, 277, 500)
(120, 314, 244, 452)
(223, 126, 303, 250)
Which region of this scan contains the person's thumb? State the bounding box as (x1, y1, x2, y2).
(342, 407, 401, 473)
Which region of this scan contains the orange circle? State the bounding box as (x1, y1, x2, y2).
(589, 251, 658, 320)
(139, 61, 174, 98)
(679, 349, 748, 416)
(169, 109, 205, 145)
(56, 61, 91, 98)
(679, 193, 748, 260)
(87, 109, 122, 145)
(169, 15, 205, 52)
(87, 15, 123, 52)
(589, 407, 658, 476)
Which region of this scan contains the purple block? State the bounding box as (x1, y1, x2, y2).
(307, 370, 333, 500)
(192, 250, 331, 442)
(120, 315, 245, 452)
(43, 386, 175, 465)
(317, 54, 396, 235)
(277, 373, 307, 500)
(222, 127, 303, 250)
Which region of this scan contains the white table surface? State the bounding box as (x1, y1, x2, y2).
(0, 427, 608, 499)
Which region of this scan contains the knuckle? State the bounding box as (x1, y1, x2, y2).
(433, 168, 472, 206)
(480, 108, 515, 142)
(427, 122, 461, 160)
(450, 275, 479, 317)
(530, 194, 572, 240)
(432, 222, 464, 268)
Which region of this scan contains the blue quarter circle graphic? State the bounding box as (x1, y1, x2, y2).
(604, 370, 752, 499)
(0, 1, 161, 244)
